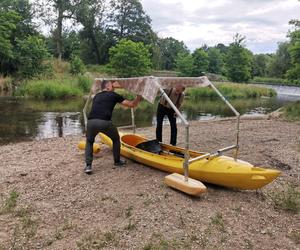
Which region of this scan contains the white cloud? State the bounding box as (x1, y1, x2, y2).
(141, 0, 300, 53)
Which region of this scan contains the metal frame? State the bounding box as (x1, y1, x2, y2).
(83, 76, 240, 183)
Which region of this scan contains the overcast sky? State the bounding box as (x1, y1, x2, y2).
(141, 0, 300, 54)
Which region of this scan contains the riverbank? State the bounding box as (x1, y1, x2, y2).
(0, 117, 299, 249)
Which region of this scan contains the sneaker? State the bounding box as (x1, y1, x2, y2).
(113, 159, 126, 168)
(84, 164, 92, 174)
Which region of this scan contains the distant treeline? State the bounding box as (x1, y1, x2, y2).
(0, 0, 300, 85)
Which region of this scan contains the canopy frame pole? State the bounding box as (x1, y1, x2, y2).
(208, 81, 240, 160)
(131, 108, 136, 134)
(156, 83, 190, 182)
(83, 93, 92, 131)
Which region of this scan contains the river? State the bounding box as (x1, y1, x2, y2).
(0, 84, 299, 145)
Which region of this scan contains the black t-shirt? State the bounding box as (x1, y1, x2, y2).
(88, 91, 125, 121)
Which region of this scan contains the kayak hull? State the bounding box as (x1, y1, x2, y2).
(100, 133, 280, 190)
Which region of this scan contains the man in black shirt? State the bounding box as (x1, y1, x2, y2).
(85, 80, 142, 174)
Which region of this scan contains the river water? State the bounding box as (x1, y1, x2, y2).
(0, 84, 299, 145)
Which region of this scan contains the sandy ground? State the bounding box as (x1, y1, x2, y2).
(0, 116, 299, 250)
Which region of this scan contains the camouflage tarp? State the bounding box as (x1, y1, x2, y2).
(93, 76, 211, 103)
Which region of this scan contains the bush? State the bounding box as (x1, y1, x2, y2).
(0, 75, 13, 92)
(15, 35, 52, 79)
(70, 55, 86, 75)
(76, 75, 92, 92)
(109, 39, 151, 77)
(282, 101, 300, 121)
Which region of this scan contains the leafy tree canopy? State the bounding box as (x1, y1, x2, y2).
(108, 39, 151, 77)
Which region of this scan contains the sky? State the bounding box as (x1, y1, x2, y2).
(141, 0, 300, 54)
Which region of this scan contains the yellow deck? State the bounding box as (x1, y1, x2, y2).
(100, 133, 280, 190)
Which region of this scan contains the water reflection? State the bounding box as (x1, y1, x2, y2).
(0, 94, 297, 145)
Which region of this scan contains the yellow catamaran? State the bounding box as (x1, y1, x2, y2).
(82, 76, 280, 195)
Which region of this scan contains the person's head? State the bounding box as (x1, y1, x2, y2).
(101, 80, 114, 92)
(174, 84, 185, 94)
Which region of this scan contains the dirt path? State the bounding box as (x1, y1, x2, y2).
(0, 117, 299, 249)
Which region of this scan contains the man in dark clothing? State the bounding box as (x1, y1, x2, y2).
(85, 80, 142, 174)
(156, 84, 185, 146)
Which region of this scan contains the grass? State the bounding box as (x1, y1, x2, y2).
(125, 205, 133, 218)
(14, 75, 92, 99)
(251, 77, 300, 86)
(0, 75, 13, 92)
(0, 191, 39, 249)
(0, 190, 19, 214)
(143, 233, 191, 250)
(269, 184, 300, 213)
(288, 229, 300, 244)
(76, 230, 118, 249)
(186, 83, 276, 100)
(210, 212, 226, 232)
(282, 101, 300, 121)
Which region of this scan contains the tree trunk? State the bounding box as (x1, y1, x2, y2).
(90, 31, 101, 64)
(56, 4, 63, 60)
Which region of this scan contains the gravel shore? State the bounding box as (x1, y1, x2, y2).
(0, 117, 299, 249)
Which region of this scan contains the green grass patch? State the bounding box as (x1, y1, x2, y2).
(251, 77, 300, 86)
(269, 184, 300, 213)
(76, 230, 118, 249)
(282, 101, 300, 121)
(0, 75, 13, 92)
(0, 190, 19, 214)
(186, 83, 276, 100)
(14, 76, 93, 99)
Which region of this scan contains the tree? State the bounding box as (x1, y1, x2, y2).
(109, 0, 153, 44)
(158, 37, 189, 70)
(267, 42, 291, 78)
(286, 21, 300, 80)
(0, 0, 36, 39)
(36, 0, 80, 59)
(192, 48, 209, 76)
(76, 0, 108, 64)
(207, 47, 223, 74)
(252, 54, 271, 77)
(15, 35, 51, 78)
(108, 39, 151, 77)
(0, 10, 20, 75)
(225, 34, 253, 82)
(175, 52, 194, 76)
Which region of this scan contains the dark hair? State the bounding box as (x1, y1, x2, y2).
(101, 80, 109, 90)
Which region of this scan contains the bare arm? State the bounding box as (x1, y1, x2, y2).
(121, 95, 142, 108)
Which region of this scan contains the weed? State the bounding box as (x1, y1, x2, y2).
(269, 184, 300, 213)
(288, 229, 300, 244)
(143, 198, 153, 206)
(15, 205, 32, 217)
(125, 205, 133, 218)
(54, 229, 63, 240)
(124, 220, 136, 231)
(101, 195, 118, 203)
(143, 233, 191, 250)
(233, 206, 242, 213)
(244, 239, 254, 249)
(76, 230, 117, 250)
(0, 190, 19, 214)
(210, 212, 226, 232)
(62, 220, 76, 231)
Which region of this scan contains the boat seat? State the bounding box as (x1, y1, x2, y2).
(136, 139, 162, 154)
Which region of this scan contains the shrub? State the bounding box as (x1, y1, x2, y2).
(282, 101, 300, 121)
(15, 35, 52, 78)
(70, 55, 86, 75)
(109, 39, 151, 77)
(76, 75, 92, 92)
